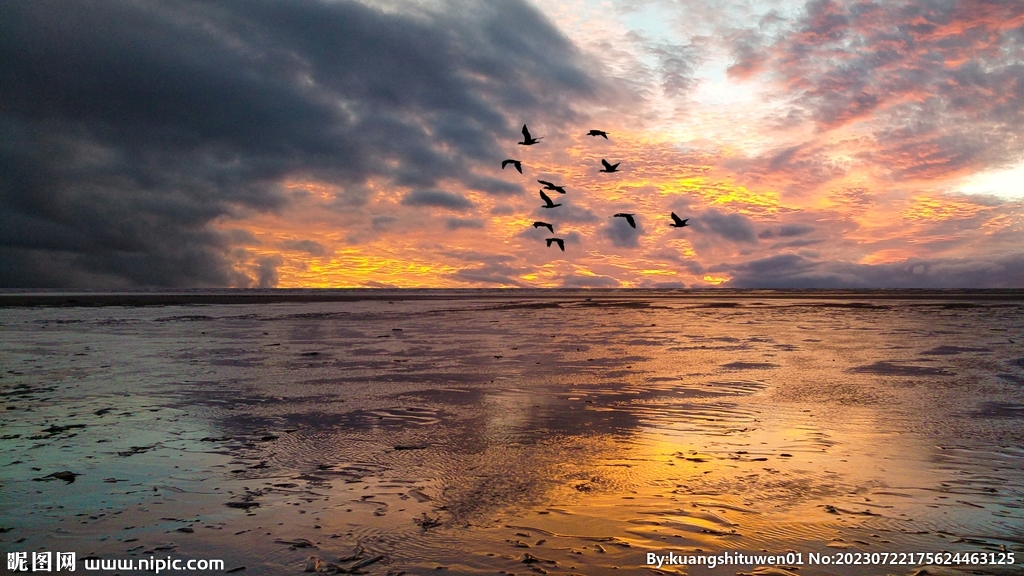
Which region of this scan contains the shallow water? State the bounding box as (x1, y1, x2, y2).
(2, 293, 1023, 575)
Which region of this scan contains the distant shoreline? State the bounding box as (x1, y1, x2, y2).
(1, 288, 1022, 307)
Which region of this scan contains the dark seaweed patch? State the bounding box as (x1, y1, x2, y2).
(972, 402, 1024, 418)
(848, 361, 953, 376)
(921, 346, 991, 355)
(721, 362, 779, 370)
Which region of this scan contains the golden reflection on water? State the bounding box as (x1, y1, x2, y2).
(1, 296, 1022, 575)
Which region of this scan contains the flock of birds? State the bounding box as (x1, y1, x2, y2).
(502, 125, 688, 252)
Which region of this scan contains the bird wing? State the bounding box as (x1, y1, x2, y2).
(671, 212, 682, 225)
(502, 160, 511, 168)
(610, 162, 620, 170)
(601, 159, 612, 170)
(601, 132, 608, 139)
(625, 215, 636, 228)
(556, 239, 564, 251)
(540, 190, 552, 204)
(681, 219, 689, 226)
(545, 238, 553, 247)
(522, 125, 531, 140)
(514, 161, 522, 174)
(537, 180, 553, 187)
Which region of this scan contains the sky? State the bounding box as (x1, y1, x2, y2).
(1, 0, 1023, 289)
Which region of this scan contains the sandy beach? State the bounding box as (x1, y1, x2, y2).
(2, 291, 1023, 575)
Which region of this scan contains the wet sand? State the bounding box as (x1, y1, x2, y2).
(2, 292, 1023, 575)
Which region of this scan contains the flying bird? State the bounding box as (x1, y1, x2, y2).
(612, 213, 636, 228)
(669, 212, 689, 228)
(539, 190, 561, 208)
(533, 221, 554, 233)
(537, 180, 567, 194)
(519, 124, 542, 146)
(587, 130, 609, 139)
(501, 159, 522, 174)
(599, 159, 620, 173)
(546, 238, 565, 251)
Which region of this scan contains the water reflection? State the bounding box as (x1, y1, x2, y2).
(1, 296, 1022, 575)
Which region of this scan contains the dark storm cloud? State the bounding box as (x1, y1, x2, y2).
(0, 0, 599, 287)
(401, 190, 474, 211)
(690, 208, 757, 243)
(720, 252, 1024, 288)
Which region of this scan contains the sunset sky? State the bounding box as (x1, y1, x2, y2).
(2, 0, 1023, 288)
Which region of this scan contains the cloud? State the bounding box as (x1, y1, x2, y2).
(0, 0, 599, 287)
(449, 261, 526, 286)
(602, 214, 644, 248)
(721, 252, 1024, 288)
(255, 255, 284, 288)
(464, 175, 523, 196)
(560, 272, 620, 288)
(281, 239, 328, 256)
(759, 223, 815, 239)
(648, 248, 705, 274)
(533, 200, 600, 224)
(371, 215, 398, 231)
(745, 0, 1024, 180)
(401, 189, 473, 211)
(490, 204, 516, 215)
(691, 208, 758, 243)
(445, 217, 485, 230)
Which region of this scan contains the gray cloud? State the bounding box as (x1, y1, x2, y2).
(255, 255, 284, 288)
(449, 261, 526, 286)
(691, 208, 758, 243)
(401, 190, 473, 211)
(371, 215, 398, 231)
(0, 0, 599, 287)
(720, 252, 1024, 288)
(602, 214, 644, 248)
(531, 200, 601, 224)
(759, 223, 815, 239)
(281, 239, 328, 256)
(445, 217, 485, 230)
(464, 175, 523, 196)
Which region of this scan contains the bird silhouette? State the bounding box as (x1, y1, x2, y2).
(539, 190, 561, 208)
(600, 159, 620, 173)
(546, 238, 565, 251)
(613, 213, 636, 228)
(669, 212, 689, 228)
(501, 159, 522, 174)
(587, 130, 609, 139)
(533, 221, 554, 233)
(537, 180, 567, 194)
(519, 124, 542, 146)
